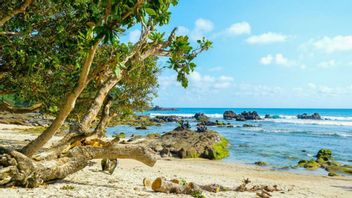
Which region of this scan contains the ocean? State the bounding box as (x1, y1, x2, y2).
(107, 108, 352, 174)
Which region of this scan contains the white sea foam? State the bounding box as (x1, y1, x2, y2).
(149, 113, 223, 118)
(149, 113, 352, 127)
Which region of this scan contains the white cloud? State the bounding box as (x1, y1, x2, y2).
(246, 32, 288, 44)
(275, 54, 288, 65)
(260, 53, 290, 66)
(195, 18, 214, 32)
(302, 83, 352, 97)
(312, 35, 352, 53)
(191, 18, 214, 40)
(128, 29, 141, 43)
(318, 60, 336, 69)
(260, 55, 273, 65)
(226, 22, 251, 36)
(176, 26, 190, 36)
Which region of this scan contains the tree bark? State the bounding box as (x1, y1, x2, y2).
(79, 76, 120, 134)
(0, 0, 33, 27)
(0, 143, 158, 187)
(94, 96, 114, 138)
(21, 39, 102, 157)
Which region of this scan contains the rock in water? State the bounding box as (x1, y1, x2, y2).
(194, 113, 209, 122)
(297, 113, 321, 120)
(223, 110, 236, 120)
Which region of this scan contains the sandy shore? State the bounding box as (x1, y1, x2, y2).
(1, 124, 351, 198)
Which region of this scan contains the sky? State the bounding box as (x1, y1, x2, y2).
(130, 0, 352, 108)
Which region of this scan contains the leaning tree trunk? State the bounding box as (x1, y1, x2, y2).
(94, 96, 114, 138)
(78, 76, 120, 134)
(21, 39, 101, 157)
(31, 76, 121, 161)
(0, 143, 158, 187)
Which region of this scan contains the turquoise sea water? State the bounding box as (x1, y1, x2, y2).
(107, 108, 352, 174)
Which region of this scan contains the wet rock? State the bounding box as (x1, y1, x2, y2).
(196, 124, 207, 132)
(151, 115, 180, 122)
(240, 111, 261, 120)
(223, 111, 236, 120)
(135, 126, 148, 130)
(242, 124, 258, 128)
(254, 161, 268, 166)
(194, 113, 209, 122)
(297, 113, 321, 120)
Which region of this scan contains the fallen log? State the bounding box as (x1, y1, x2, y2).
(0, 143, 159, 187)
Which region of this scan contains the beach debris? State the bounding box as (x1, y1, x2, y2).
(101, 158, 118, 174)
(146, 177, 282, 198)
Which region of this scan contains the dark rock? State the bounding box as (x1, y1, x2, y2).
(151, 115, 180, 122)
(150, 106, 176, 111)
(147, 129, 229, 160)
(223, 110, 236, 120)
(196, 124, 207, 132)
(240, 111, 261, 120)
(135, 126, 147, 130)
(242, 124, 257, 128)
(194, 113, 208, 122)
(265, 114, 271, 119)
(297, 113, 321, 120)
(254, 161, 268, 166)
(235, 115, 246, 121)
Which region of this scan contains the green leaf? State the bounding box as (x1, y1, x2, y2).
(145, 8, 157, 16)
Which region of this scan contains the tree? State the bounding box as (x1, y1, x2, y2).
(0, 0, 211, 187)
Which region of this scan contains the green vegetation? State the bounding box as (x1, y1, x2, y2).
(0, 0, 212, 187)
(297, 149, 352, 175)
(112, 132, 126, 139)
(60, 185, 75, 190)
(211, 137, 230, 160)
(191, 191, 206, 198)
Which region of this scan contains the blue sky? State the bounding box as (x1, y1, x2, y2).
(130, 0, 352, 108)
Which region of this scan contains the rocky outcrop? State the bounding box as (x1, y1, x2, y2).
(151, 115, 180, 123)
(147, 129, 230, 160)
(150, 106, 176, 111)
(297, 113, 321, 120)
(297, 149, 352, 176)
(223, 111, 236, 120)
(194, 113, 208, 122)
(222, 111, 261, 121)
(240, 111, 261, 120)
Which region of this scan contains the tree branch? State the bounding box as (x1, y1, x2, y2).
(0, 0, 33, 27)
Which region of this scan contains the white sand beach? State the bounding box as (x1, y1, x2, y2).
(1, 124, 351, 198)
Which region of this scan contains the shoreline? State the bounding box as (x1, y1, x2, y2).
(1, 124, 352, 197)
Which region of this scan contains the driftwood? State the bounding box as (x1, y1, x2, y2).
(0, 143, 158, 187)
(146, 177, 282, 197)
(0, 102, 42, 113)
